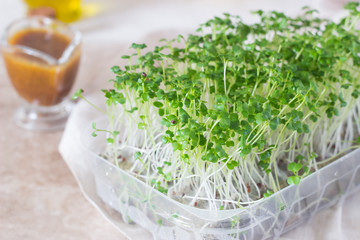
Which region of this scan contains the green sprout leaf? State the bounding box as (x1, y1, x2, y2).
(131, 43, 147, 50)
(72, 89, 84, 100)
(287, 176, 300, 185)
(263, 190, 274, 198)
(288, 162, 302, 173)
(134, 152, 142, 160)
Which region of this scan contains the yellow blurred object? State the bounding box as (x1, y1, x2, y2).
(24, 0, 81, 23)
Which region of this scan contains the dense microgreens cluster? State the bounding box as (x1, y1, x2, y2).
(75, 3, 360, 209)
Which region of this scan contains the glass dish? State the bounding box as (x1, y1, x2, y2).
(1, 16, 81, 131)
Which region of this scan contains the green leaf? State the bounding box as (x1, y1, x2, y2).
(260, 150, 271, 161)
(206, 152, 218, 163)
(72, 89, 84, 100)
(138, 122, 146, 129)
(165, 130, 175, 138)
(111, 66, 121, 73)
(134, 152, 141, 159)
(126, 107, 138, 113)
(287, 176, 300, 185)
(341, 84, 352, 89)
(309, 115, 318, 122)
(172, 142, 182, 151)
(200, 103, 208, 115)
(156, 89, 165, 100)
(226, 160, 238, 170)
(142, 93, 150, 101)
(131, 43, 147, 49)
(288, 162, 302, 173)
(339, 93, 347, 107)
(263, 190, 273, 198)
(303, 166, 310, 175)
(179, 109, 190, 123)
(295, 154, 305, 161)
(215, 144, 227, 158)
(153, 101, 164, 108)
(160, 118, 171, 127)
(270, 117, 279, 130)
(255, 113, 264, 124)
(164, 161, 171, 166)
(119, 97, 126, 104)
(161, 136, 169, 144)
(226, 140, 235, 147)
(220, 115, 231, 129)
(303, 124, 310, 134)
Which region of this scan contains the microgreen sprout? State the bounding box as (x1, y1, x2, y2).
(263, 190, 274, 198)
(79, 2, 360, 210)
(73, 89, 106, 114)
(287, 162, 302, 185)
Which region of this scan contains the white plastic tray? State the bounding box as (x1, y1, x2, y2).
(82, 118, 360, 240)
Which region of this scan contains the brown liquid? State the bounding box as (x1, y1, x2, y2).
(2, 28, 80, 106)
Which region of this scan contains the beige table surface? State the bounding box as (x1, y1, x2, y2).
(1, 0, 359, 239)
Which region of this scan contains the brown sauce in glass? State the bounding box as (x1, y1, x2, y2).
(3, 28, 81, 106)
